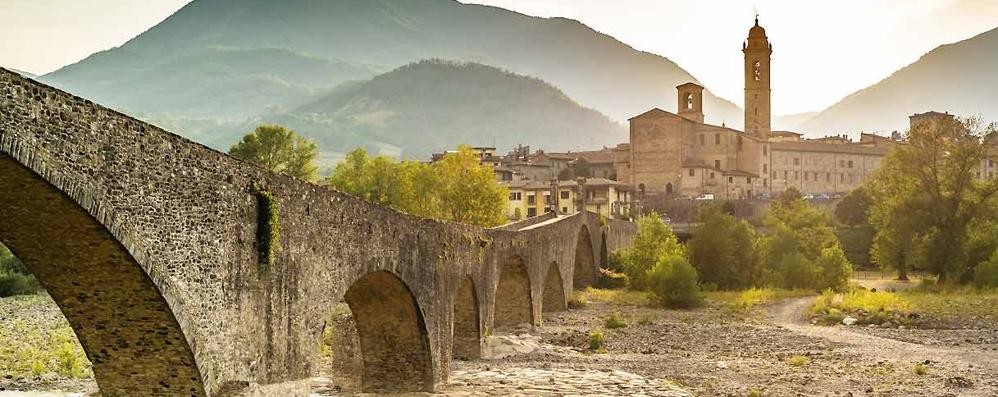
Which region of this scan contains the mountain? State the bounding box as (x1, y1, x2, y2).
(235, 60, 625, 160)
(41, 0, 742, 158)
(8, 69, 36, 79)
(799, 27, 998, 136)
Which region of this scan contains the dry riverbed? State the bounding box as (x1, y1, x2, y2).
(3, 290, 996, 396)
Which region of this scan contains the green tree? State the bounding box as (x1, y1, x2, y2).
(647, 254, 702, 308)
(617, 213, 683, 290)
(687, 203, 758, 289)
(814, 246, 853, 291)
(327, 146, 507, 227)
(229, 125, 319, 181)
(973, 249, 998, 288)
(867, 116, 998, 282)
(835, 187, 871, 227)
(434, 146, 508, 227)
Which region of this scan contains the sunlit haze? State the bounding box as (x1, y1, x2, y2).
(2, 0, 997, 114)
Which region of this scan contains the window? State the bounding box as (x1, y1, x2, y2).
(728, 176, 734, 183)
(848, 160, 854, 168)
(689, 169, 695, 177)
(783, 170, 788, 179)
(710, 172, 716, 179)
(699, 134, 705, 146)
(560, 191, 570, 199)
(763, 145, 768, 156)
(840, 173, 844, 182)
(746, 177, 752, 184)
(763, 179, 768, 187)
(561, 207, 568, 213)
(715, 134, 721, 145)
(793, 158, 800, 166)
(753, 60, 761, 81)
(527, 208, 537, 218)
(543, 194, 551, 204)
(804, 172, 809, 181)
(795, 171, 799, 180)
(509, 192, 521, 201)
(763, 164, 768, 173)
(714, 160, 721, 169)
(527, 194, 536, 205)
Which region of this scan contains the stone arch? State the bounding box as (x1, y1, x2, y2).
(344, 270, 434, 392)
(0, 155, 205, 396)
(494, 255, 533, 327)
(573, 226, 596, 288)
(452, 276, 481, 360)
(542, 262, 567, 313)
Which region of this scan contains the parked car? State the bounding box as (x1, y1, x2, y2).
(695, 193, 715, 201)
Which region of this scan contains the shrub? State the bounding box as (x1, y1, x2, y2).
(604, 312, 627, 329)
(596, 268, 629, 289)
(815, 246, 854, 291)
(688, 205, 759, 290)
(647, 254, 702, 309)
(587, 330, 606, 352)
(912, 363, 928, 375)
(973, 250, 998, 289)
(0, 272, 41, 297)
(618, 213, 683, 290)
(773, 252, 818, 290)
(567, 291, 588, 309)
(787, 354, 810, 367)
(734, 287, 776, 307)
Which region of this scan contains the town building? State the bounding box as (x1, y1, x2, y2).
(503, 178, 632, 220)
(621, 18, 909, 199)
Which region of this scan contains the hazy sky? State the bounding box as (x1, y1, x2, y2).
(1, 0, 997, 115)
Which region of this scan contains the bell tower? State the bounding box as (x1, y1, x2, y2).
(743, 16, 772, 139)
(676, 82, 704, 123)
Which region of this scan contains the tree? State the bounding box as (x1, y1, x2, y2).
(647, 254, 702, 308)
(867, 116, 998, 282)
(229, 125, 319, 181)
(687, 203, 758, 289)
(327, 146, 507, 227)
(617, 213, 683, 290)
(434, 146, 508, 227)
(835, 187, 871, 227)
(759, 194, 842, 290)
(815, 246, 853, 291)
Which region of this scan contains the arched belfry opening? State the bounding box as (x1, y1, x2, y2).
(573, 226, 596, 288)
(0, 154, 205, 396)
(344, 270, 434, 392)
(542, 262, 567, 313)
(452, 276, 481, 360)
(494, 255, 533, 327)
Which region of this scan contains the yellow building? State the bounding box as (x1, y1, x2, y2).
(502, 178, 632, 220)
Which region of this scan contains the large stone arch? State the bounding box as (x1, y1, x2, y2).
(0, 154, 205, 396)
(542, 262, 567, 313)
(452, 276, 481, 360)
(494, 255, 533, 327)
(573, 226, 597, 288)
(343, 270, 434, 392)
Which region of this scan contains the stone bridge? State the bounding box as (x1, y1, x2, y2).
(0, 69, 636, 396)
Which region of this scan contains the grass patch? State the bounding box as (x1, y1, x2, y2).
(577, 287, 650, 306)
(707, 287, 814, 310)
(587, 329, 606, 353)
(912, 363, 928, 375)
(603, 312, 627, 329)
(786, 354, 810, 367)
(0, 295, 91, 379)
(902, 289, 998, 318)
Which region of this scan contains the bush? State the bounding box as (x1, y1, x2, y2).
(815, 246, 854, 291)
(603, 312, 627, 329)
(912, 363, 928, 375)
(587, 330, 606, 352)
(688, 204, 759, 290)
(618, 213, 683, 290)
(973, 250, 998, 289)
(773, 252, 818, 290)
(596, 268, 629, 289)
(647, 254, 702, 308)
(786, 354, 810, 367)
(0, 272, 41, 297)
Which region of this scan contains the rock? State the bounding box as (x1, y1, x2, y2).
(842, 316, 858, 326)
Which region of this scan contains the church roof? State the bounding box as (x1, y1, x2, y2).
(628, 108, 680, 121)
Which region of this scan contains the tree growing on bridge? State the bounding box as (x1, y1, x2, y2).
(327, 146, 507, 227)
(867, 116, 998, 283)
(229, 124, 320, 182)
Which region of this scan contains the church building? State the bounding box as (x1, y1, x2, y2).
(620, 18, 902, 199)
